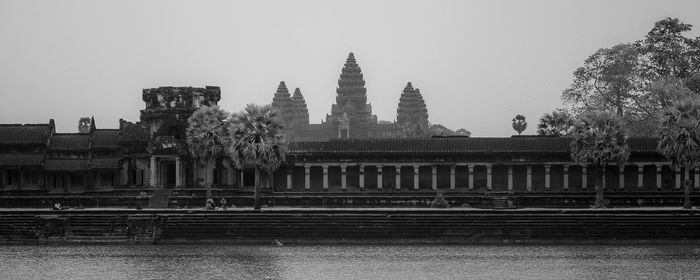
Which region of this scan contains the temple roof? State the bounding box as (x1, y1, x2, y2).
(90, 158, 121, 169)
(48, 133, 90, 151)
(119, 121, 150, 143)
(289, 137, 661, 154)
(0, 154, 45, 167)
(0, 123, 52, 146)
(44, 159, 91, 171)
(92, 129, 120, 149)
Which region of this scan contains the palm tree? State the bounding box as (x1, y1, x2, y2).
(657, 98, 700, 209)
(512, 114, 527, 135)
(227, 104, 288, 210)
(570, 111, 630, 208)
(186, 105, 229, 198)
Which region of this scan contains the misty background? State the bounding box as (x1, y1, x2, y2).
(1, 0, 698, 136)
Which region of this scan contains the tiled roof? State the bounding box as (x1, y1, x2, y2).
(44, 159, 90, 171)
(119, 122, 150, 143)
(288, 137, 662, 154)
(48, 134, 90, 151)
(0, 124, 52, 146)
(90, 158, 121, 169)
(92, 130, 120, 149)
(0, 154, 44, 166)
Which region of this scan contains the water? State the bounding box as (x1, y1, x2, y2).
(1, 245, 699, 280)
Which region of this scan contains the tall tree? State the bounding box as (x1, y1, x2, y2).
(186, 105, 229, 198)
(562, 18, 700, 136)
(562, 43, 639, 117)
(537, 109, 574, 136)
(512, 114, 527, 135)
(637, 17, 700, 81)
(570, 112, 630, 208)
(227, 104, 288, 210)
(657, 98, 700, 209)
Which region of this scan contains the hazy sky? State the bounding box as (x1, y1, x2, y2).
(1, 0, 699, 136)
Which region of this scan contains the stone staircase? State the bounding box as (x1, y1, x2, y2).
(490, 196, 515, 209)
(65, 215, 129, 243)
(149, 188, 172, 209)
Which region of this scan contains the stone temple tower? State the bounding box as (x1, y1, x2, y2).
(396, 82, 429, 127)
(291, 88, 309, 126)
(271, 81, 294, 126)
(326, 52, 377, 138)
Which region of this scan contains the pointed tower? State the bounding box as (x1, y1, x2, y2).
(271, 81, 294, 125)
(396, 82, 429, 127)
(327, 52, 377, 138)
(291, 88, 309, 126)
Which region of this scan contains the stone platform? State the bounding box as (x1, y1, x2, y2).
(2, 208, 700, 245)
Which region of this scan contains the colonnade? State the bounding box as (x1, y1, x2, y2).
(285, 162, 700, 191)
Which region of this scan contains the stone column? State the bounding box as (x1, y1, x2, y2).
(341, 165, 347, 191)
(637, 165, 644, 188)
(581, 165, 588, 190)
(286, 167, 292, 191)
(175, 157, 182, 187)
(601, 167, 606, 189)
(395, 165, 401, 190)
(150, 156, 157, 187)
(240, 171, 245, 188)
(563, 165, 569, 190)
(413, 165, 420, 190)
(619, 165, 625, 189)
(675, 169, 682, 189)
(544, 164, 551, 190)
(323, 165, 329, 190)
(377, 165, 383, 190)
(526, 165, 532, 191)
(486, 165, 492, 190)
(468, 165, 474, 190)
(431, 166, 437, 190)
(656, 165, 662, 189)
(695, 167, 699, 189)
(450, 165, 456, 190)
(507, 166, 513, 191)
(227, 165, 234, 186)
(304, 165, 310, 191)
(359, 165, 365, 189)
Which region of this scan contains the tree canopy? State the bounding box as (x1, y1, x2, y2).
(562, 17, 700, 136)
(537, 109, 574, 136)
(512, 114, 527, 135)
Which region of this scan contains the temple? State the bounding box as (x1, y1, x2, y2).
(0, 53, 696, 208)
(277, 53, 401, 140)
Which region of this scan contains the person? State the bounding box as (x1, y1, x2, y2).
(52, 201, 62, 211)
(220, 197, 227, 210)
(206, 198, 215, 210)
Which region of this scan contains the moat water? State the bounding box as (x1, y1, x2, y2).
(1, 244, 699, 280)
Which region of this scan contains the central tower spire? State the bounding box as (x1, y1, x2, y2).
(327, 52, 377, 138)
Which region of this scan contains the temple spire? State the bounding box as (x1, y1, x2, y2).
(271, 81, 294, 125)
(292, 88, 309, 125)
(396, 82, 429, 127)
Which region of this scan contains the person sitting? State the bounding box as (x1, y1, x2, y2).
(205, 198, 215, 210)
(52, 202, 62, 211)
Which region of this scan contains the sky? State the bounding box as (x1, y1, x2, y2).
(0, 0, 699, 136)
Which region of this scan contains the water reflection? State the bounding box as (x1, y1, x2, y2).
(1, 245, 699, 280)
